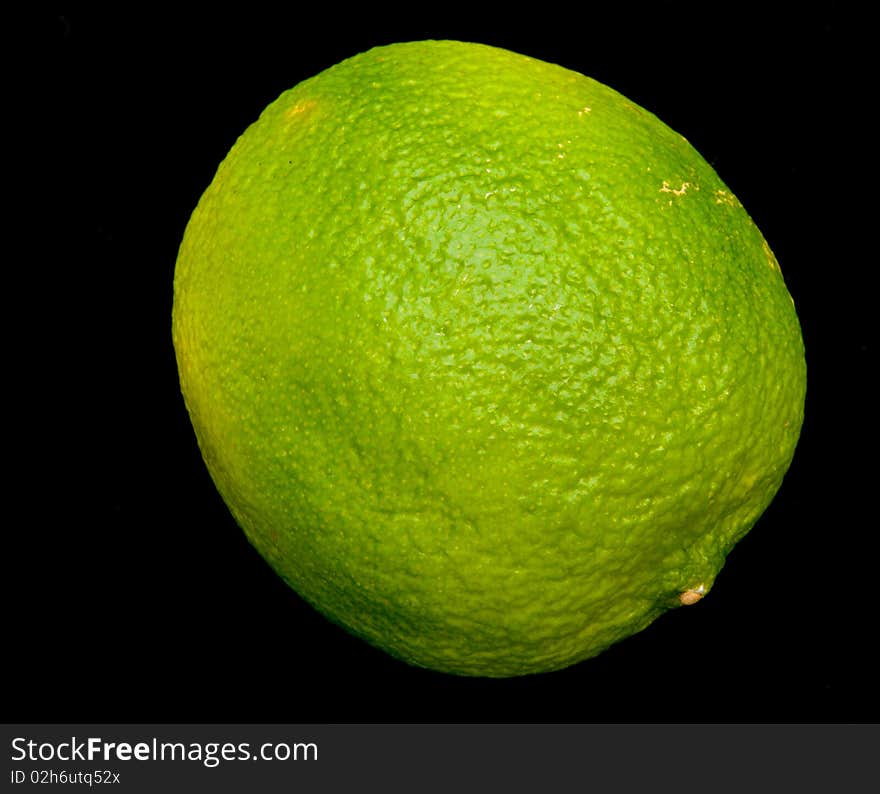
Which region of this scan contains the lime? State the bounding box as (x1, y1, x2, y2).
(172, 40, 806, 676)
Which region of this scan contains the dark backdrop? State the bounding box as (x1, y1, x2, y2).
(15, 8, 873, 723)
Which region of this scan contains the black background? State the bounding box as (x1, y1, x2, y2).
(15, 8, 873, 723)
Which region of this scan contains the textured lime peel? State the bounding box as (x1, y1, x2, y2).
(173, 40, 806, 677)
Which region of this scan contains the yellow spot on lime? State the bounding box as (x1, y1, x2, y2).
(285, 99, 317, 119)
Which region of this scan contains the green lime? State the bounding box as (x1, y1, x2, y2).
(173, 40, 805, 676)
